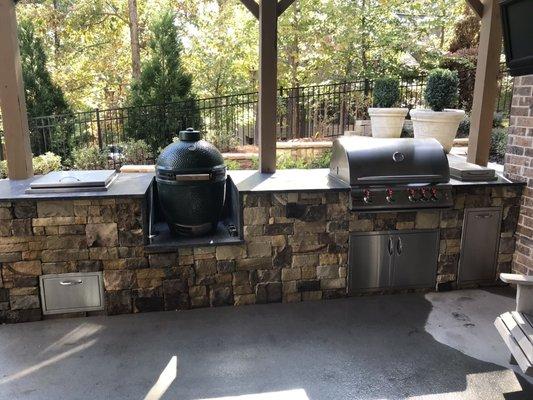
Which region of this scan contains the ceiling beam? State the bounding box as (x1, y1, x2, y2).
(239, 0, 259, 20)
(466, 0, 484, 18)
(277, 0, 296, 17)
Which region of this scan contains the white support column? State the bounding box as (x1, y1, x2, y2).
(0, 0, 33, 179)
(467, 0, 502, 166)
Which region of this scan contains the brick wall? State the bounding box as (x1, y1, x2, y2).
(505, 75, 533, 274)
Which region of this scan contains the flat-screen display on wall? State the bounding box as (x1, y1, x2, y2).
(501, 0, 533, 76)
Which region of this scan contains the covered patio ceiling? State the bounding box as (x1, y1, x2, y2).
(0, 0, 504, 178)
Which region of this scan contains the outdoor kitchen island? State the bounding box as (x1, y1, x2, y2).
(0, 169, 524, 323)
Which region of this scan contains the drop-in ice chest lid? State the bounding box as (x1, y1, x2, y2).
(447, 155, 496, 181)
(28, 170, 117, 191)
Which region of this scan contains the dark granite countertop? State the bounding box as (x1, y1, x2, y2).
(229, 169, 524, 193)
(0, 172, 154, 202)
(0, 168, 524, 202)
(449, 175, 525, 187)
(229, 169, 350, 193)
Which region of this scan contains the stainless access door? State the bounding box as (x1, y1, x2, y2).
(458, 207, 502, 285)
(391, 230, 439, 288)
(349, 233, 394, 293)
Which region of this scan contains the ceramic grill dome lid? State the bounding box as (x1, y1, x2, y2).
(156, 128, 227, 237)
(156, 128, 225, 174)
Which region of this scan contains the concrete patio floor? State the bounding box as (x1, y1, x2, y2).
(1, 288, 532, 400)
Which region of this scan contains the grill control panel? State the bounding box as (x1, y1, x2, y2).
(350, 185, 453, 211)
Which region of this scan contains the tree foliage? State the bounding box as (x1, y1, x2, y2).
(185, 1, 257, 97)
(16, 0, 136, 110)
(13, 0, 468, 110)
(126, 10, 198, 152)
(18, 19, 75, 158)
(449, 7, 480, 53)
(18, 19, 71, 118)
(440, 5, 480, 111)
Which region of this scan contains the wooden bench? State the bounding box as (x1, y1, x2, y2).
(494, 273, 533, 376)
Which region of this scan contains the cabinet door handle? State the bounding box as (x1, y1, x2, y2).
(476, 213, 492, 219)
(397, 237, 403, 255)
(60, 279, 83, 286)
(388, 237, 394, 256)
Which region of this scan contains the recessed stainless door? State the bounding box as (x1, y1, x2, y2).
(40, 272, 105, 315)
(349, 233, 394, 293)
(391, 231, 439, 288)
(458, 207, 502, 284)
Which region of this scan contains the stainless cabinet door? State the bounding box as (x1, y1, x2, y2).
(40, 272, 105, 315)
(458, 207, 502, 284)
(349, 233, 393, 293)
(391, 231, 439, 288)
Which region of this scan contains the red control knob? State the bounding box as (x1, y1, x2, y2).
(430, 187, 439, 201)
(420, 188, 431, 201)
(386, 188, 395, 203)
(363, 189, 373, 204)
(407, 188, 418, 202)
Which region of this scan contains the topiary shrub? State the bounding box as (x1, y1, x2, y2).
(72, 147, 108, 170)
(440, 49, 477, 110)
(121, 140, 152, 165)
(425, 69, 460, 111)
(33, 152, 62, 175)
(372, 77, 400, 108)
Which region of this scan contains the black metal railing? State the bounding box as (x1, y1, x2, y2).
(0, 65, 514, 163)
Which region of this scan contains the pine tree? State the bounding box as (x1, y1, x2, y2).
(18, 20, 71, 118)
(18, 20, 74, 158)
(127, 10, 198, 152)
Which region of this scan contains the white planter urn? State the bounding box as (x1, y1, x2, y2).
(368, 108, 409, 138)
(409, 109, 465, 153)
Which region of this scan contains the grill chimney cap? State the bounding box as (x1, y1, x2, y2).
(179, 127, 201, 142)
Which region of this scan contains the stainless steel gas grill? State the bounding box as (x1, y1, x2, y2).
(329, 136, 453, 211)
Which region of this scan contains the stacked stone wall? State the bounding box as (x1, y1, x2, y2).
(0, 184, 522, 323)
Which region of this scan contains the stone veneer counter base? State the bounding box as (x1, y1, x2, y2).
(0, 169, 525, 323)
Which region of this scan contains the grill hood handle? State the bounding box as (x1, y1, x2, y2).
(174, 174, 211, 182)
(356, 174, 445, 183)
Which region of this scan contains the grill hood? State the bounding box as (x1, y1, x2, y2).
(329, 136, 450, 186)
